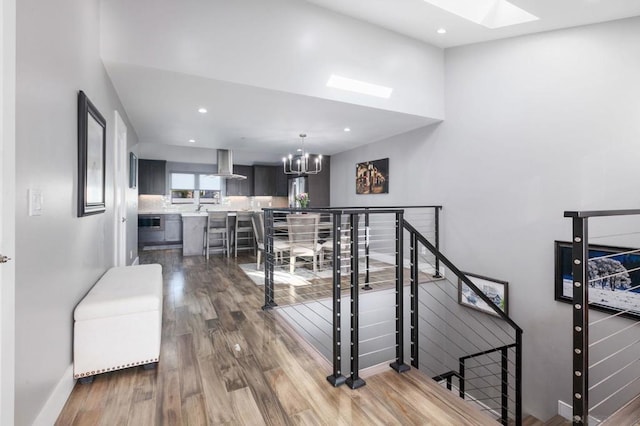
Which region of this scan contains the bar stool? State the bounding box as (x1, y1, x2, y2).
(204, 211, 230, 259)
(234, 211, 255, 257)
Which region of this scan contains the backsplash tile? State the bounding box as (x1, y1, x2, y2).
(138, 195, 288, 213)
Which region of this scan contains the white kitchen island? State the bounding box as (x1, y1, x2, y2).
(181, 211, 242, 256)
(181, 212, 208, 256)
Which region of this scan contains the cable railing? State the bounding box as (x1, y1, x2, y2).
(260, 206, 522, 424)
(563, 209, 640, 424)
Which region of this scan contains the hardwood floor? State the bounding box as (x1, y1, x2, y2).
(56, 249, 497, 425)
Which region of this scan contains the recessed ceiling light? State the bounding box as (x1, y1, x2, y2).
(344, 127, 351, 132)
(437, 28, 447, 34)
(198, 108, 207, 114)
(424, 0, 538, 29)
(326, 74, 393, 99)
(188, 139, 195, 143)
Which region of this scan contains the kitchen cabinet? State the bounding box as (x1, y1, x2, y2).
(274, 167, 288, 196)
(138, 159, 166, 195)
(138, 214, 165, 244)
(225, 165, 254, 196)
(253, 166, 276, 196)
(253, 165, 288, 196)
(308, 155, 330, 207)
(138, 213, 182, 246)
(164, 214, 183, 242)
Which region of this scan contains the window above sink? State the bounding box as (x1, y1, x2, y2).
(170, 173, 221, 205)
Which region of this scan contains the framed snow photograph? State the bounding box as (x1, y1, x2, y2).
(458, 272, 508, 317)
(554, 241, 640, 320)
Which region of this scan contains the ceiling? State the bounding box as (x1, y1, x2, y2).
(101, 0, 640, 165)
(304, 0, 640, 48)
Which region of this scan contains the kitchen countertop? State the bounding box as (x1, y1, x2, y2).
(139, 210, 259, 216)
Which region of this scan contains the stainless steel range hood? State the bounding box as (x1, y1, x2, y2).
(213, 149, 247, 179)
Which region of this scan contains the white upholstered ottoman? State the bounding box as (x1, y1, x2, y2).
(73, 264, 163, 383)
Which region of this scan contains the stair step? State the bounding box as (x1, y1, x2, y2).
(513, 414, 572, 426)
(519, 415, 544, 425)
(544, 415, 571, 426)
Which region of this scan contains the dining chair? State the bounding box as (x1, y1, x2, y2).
(321, 228, 352, 272)
(287, 213, 323, 273)
(251, 212, 289, 269)
(204, 211, 229, 259)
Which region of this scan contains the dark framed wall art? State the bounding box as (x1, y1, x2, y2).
(458, 272, 509, 317)
(554, 240, 640, 319)
(77, 90, 106, 217)
(356, 158, 389, 194)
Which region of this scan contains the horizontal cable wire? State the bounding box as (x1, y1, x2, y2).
(590, 375, 640, 412)
(588, 266, 640, 284)
(588, 248, 640, 261)
(275, 309, 332, 354)
(358, 332, 397, 345)
(589, 231, 640, 241)
(276, 301, 333, 328)
(590, 320, 640, 348)
(588, 357, 640, 391)
(416, 299, 516, 374)
(359, 345, 397, 359)
(416, 327, 511, 397)
(419, 281, 515, 350)
(589, 290, 640, 326)
(589, 337, 640, 370)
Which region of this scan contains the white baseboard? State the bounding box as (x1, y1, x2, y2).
(132, 256, 139, 265)
(33, 364, 75, 426)
(558, 400, 600, 425)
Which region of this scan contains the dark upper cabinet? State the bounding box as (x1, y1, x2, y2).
(253, 166, 276, 196)
(225, 165, 254, 196)
(274, 166, 288, 196)
(253, 165, 289, 196)
(138, 159, 166, 195)
(308, 155, 330, 207)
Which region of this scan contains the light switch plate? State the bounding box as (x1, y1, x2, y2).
(29, 188, 43, 216)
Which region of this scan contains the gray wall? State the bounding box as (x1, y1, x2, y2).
(331, 16, 640, 420)
(15, 0, 138, 423)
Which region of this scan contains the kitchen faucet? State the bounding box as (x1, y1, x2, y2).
(196, 204, 203, 212)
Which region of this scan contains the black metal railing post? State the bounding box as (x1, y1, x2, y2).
(410, 231, 419, 368)
(346, 213, 366, 389)
(571, 216, 589, 424)
(459, 358, 465, 399)
(327, 212, 346, 387)
(262, 209, 277, 310)
(433, 206, 442, 278)
(516, 330, 523, 425)
(390, 211, 410, 373)
(363, 209, 372, 290)
(501, 346, 509, 426)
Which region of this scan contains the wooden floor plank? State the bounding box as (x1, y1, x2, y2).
(229, 387, 267, 426)
(156, 368, 183, 426)
(56, 249, 500, 425)
(196, 355, 235, 425)
(54, 379, 91, 426)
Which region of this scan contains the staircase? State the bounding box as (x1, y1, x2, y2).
(262, 206, 523, 423)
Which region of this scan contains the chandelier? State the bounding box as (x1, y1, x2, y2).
(282, 134, 323, 175)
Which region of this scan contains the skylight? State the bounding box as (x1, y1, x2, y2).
(424, 0, 538, 29)
(326, 75, 393, 99)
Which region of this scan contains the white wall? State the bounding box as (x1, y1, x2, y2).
(331, 16, 640, 420)
(15, 0, 138, 423)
